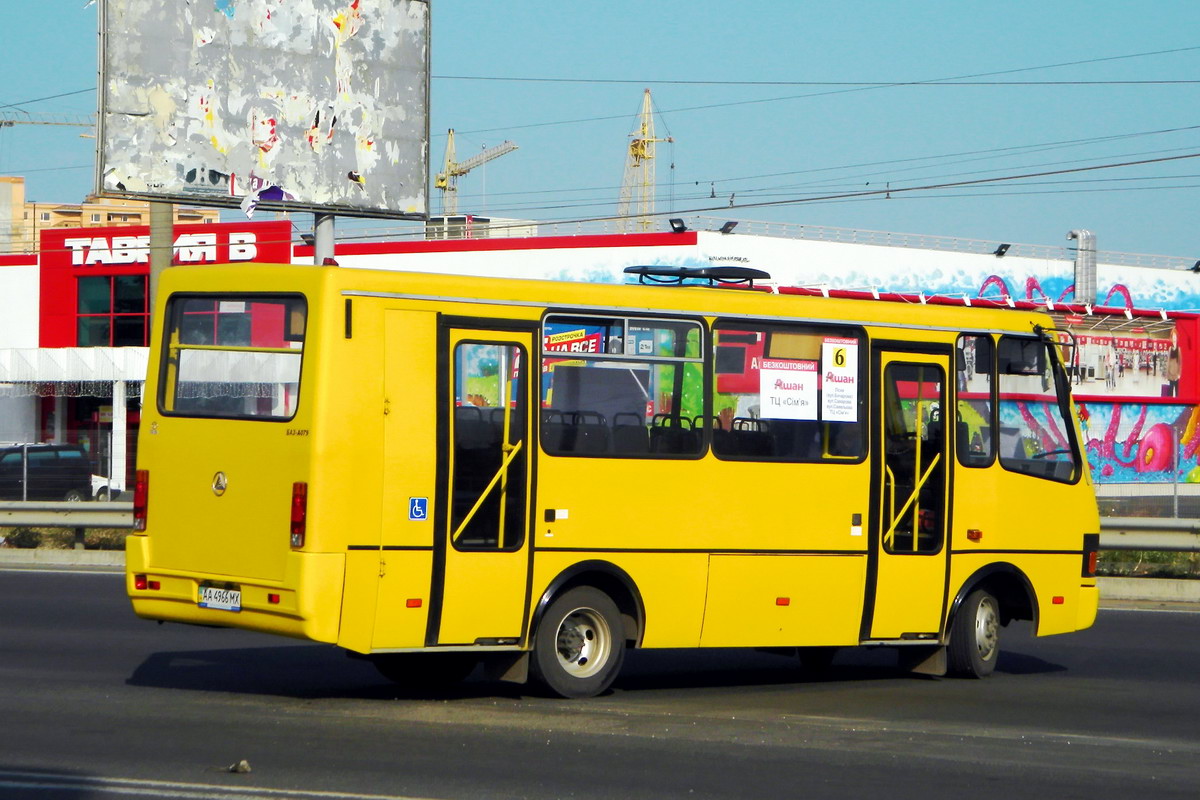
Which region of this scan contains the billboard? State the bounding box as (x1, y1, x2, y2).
(97, 0, 429, 218)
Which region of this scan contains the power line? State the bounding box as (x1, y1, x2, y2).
(431, 164, 1200, 220)
(695, 124, 1200, 187)
(432, 124, 1200, 208)
(437, 76, 1200, 87)
(688, 151, 1200, 214)
(436, 44, 1200, 86)
(761, 144, 1200, 195)
(0, 164, 92, 175)
(451, 45, 1200, 135)
(0, 88, 95, 111)
(492, 151, 1200, 225)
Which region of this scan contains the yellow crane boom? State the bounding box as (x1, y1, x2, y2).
(434, 129, 518, 216)
(616, 89, 671, 233)
(0, 112, 94, 129)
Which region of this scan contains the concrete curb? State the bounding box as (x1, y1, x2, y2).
(1097, 576, 1200, 603)
(0, 548, 124, 567)
(0, 549, 1196, 603)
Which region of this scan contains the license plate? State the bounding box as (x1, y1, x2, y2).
(198, 584, 241, 612)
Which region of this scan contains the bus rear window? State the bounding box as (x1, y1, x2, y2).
(160, 295, 306, 420)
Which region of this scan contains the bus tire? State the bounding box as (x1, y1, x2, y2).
(948, 588, 1000, 678)
(531, 586, 625, 698)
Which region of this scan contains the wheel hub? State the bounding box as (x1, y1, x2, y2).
(975, 597, 999, 662)
(555, 608, 610, 678)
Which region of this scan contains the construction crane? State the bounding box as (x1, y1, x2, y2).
(616, 89, 672, 233)
(0, 112, 95, 130)
(434, 129, 518, 216)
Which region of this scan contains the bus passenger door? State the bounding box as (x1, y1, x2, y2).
(867, 349, 951, 640)
(433, 325, 535, 646)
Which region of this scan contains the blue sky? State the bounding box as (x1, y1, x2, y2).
(3, 1, 1199, 258)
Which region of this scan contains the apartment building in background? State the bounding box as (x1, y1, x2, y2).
(0, 176, 218, 255)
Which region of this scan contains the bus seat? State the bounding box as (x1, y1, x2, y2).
(540, 410, 568, 453)
(650, 415, 698, 454)
(571, 411, 611, 454)
(612, 417, 650, 455)
(455, 406, 498, 450)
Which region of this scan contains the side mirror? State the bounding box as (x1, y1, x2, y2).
(998, 337, 1044, 376)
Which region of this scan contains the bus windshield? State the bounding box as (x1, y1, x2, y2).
(996, 336, 1079, 483)
(160, 294, 306, 420)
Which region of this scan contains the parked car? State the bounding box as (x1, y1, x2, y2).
(0, 444, 93, 501)
(91, 474, 122, 501)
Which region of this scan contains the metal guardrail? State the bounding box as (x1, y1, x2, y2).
(0, 501, 135, 529)
(1099, 517, 1200, 552)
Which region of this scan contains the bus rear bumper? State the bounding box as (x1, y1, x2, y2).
(125, 535, 343, 643)
(1077, 584, 1100, 630)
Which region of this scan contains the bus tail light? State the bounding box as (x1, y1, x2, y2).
(133, 470, 149, 531)
(1082, 533, 1100, 578)
(290, 482, 308, 548)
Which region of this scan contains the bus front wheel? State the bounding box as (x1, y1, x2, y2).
(531, 586, 625, 698)
(948, 588, 1000, 678)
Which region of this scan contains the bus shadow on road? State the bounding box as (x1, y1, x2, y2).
(612, 646, 1065, 693)
(127, 641, 1067, 701)
(127, 644, 426, 700)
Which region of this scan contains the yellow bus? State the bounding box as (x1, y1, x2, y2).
(126, 263, 1100, 698)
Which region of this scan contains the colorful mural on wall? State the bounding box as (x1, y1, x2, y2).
(1077, 401, 1200, 484)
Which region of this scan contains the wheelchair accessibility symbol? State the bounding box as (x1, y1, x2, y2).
(409, 497, 428, 521)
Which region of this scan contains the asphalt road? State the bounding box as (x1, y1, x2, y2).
(1, 567, 1197, 799)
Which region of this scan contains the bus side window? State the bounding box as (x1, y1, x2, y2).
(956, 334, 995, 468)
(539, 315, 703, 458)
(712, 322, 865, 463)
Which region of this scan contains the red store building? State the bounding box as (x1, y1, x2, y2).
(0, 219, 292, 495)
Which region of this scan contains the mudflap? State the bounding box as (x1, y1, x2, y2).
(483, 652, 530, 684)
(898, 645, 947, 676)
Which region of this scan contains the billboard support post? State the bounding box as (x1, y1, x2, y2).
(148, 201, 173, 322)
(314, 213, 335, 265)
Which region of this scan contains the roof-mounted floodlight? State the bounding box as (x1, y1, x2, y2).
(668, 218, 688, 234)
(719, 220, 738, 234)
(624, 265, 770, 288)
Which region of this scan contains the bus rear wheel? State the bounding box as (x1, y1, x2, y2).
(531, 586, 625, 698)
(948, 588, 1000, 678)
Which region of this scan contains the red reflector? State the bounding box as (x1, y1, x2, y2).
(1087, 551, 1099, 576)
(148, 580, 161, 591)
(132, 470, 149, 532)
(406, 598, 423, 608)
(268, 593, 281, 604)
(776, 597, 790, 606)
(967, 528, 983, 542)
(1052, 596, 1065, 605)
(290, 482, 308, 548)
(134, 574, 148, 591)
